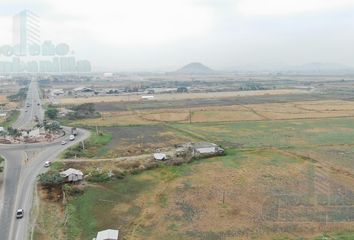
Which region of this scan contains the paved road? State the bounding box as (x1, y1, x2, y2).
(13, 79, 44, 129)
(0, 79, 89, 240)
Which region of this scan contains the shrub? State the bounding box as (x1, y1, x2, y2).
(63, 184, 84, 196)
(87, 169, 111, 182)
(112, 169, 126, 179)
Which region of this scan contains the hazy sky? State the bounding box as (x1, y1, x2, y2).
(1, 0, 354, 71)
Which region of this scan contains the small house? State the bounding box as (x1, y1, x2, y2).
(192, 142, 224, 155)
(60, 168, 84, 182)
(94, 229, 119, 240)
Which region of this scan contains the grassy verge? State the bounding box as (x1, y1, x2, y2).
(62, 131, 112, 159)
(1, 110, 20, 128)
(0, 155, 4, 172)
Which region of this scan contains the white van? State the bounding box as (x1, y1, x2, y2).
(69, 135, 75, 141)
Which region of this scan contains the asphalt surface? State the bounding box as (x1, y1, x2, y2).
(0, 79, 90, 240)
(13, 79, 44, 130)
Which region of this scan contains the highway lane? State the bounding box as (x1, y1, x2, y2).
(0, 151, 24, 240)
(13, 79, 44, 130)
(0, 79, 90, 240)
(9, 129, 90, 240)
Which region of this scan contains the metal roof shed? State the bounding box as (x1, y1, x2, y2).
(95, 229, 119, 240)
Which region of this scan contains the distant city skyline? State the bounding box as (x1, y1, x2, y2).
(0, 10, 91, 73)
(1, 0, 354, 71)
(12, 10, 40, 56)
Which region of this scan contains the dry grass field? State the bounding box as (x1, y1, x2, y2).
(0, 94, 18, 111)
(55, 89, 309, 105)
(74, 100, 354, 127)
(34, 116, 354, 240)
(0, 95, 8, 104)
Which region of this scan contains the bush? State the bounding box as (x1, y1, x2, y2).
(63, 184, 84, 196)
(39, 171, 64, 191)
(67, 103, 100, 120)
(112, 169, 126, 179)
(0, 156, 4, 173)
(45, 107, 59, 120)
(87, 169, 111, 182)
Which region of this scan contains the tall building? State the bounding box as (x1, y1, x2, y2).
(12, 10, 40, 56)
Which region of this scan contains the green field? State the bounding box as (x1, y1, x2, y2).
(0, 110, 20, 128)
(62, 130, 112, 159)
(170, 117, 354, 149)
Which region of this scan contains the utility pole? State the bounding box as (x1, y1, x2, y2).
(189, 109, 192, 124)
(82, 140, 85, 150)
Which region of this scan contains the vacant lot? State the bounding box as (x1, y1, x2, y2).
(62, 125, 193, 159)
(35, 116, 354, 240)
(103, 125, 192, 157)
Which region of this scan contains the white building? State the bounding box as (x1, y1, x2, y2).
(60, 168, 83, 182)
(141, 95, 154, 100)
(94, 229, 119, 240)
(154, 153, 167, 161)
(192, 142, 224, 155)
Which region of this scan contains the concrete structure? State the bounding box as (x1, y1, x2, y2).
(51, 89, 64, 96)
(60, 168, 83, 182)
(94, 229, 119, 240)
(154, 153, 167, 161)
(141, 95, 154, 100)
(192, 142, 224, 155)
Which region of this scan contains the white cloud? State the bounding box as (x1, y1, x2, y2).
(236, 0, 354, 16)
(40, 0, 214, 46)
(0, 17, 12, 45)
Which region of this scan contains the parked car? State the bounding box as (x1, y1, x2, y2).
(44, 161, 51, 167)
(69, 135, 75, 141)
(61, 140, 67, 145)
(16, 209, 24, 219)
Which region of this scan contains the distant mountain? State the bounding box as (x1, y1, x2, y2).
(174, 62, 215, 75)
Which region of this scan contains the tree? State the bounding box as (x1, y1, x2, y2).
(7, 127, 21, 137)
(39, 171, 64, 192)
(68, 103, 98, 119)
(45, 107, 59, 119)
(45, 121, 61, 132)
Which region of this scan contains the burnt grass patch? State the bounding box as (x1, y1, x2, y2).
(104, 125, 191, 157)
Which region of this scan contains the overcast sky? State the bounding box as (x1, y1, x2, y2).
(1, 0, 354, 71)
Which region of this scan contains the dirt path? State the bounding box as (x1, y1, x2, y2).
(239, 104, 270, 120)
(62, 153, 153, 163)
